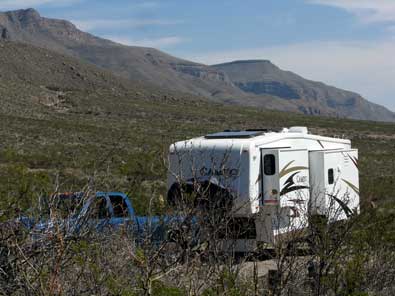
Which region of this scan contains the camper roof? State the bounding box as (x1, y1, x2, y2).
(171, 127, 351, 152)
(205, 130, 264, 139)
(205, 128, 282, 139)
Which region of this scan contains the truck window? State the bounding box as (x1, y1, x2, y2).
(41, 193, 84, 219)
(110, 195, 129, 218)
(90, 197, 110, 219)
(264, 154, 276, 175)
(56, 195, 83, 219)
(328, 169, 334, 185)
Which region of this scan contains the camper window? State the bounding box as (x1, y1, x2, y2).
(328, 169, 334, 185)
(264, 154, 276, 175)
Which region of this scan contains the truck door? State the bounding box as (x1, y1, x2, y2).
(260, 149, 280, 205)
(85, 195, 112, 231)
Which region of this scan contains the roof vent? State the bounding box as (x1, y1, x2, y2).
(288, 126, 308, 134)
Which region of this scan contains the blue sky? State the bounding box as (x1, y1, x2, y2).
(0, 0, 394, 111)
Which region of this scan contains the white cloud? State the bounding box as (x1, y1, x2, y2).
(183, 40, 395, 111)
(0, 0, 80, 10)
(107, 35, 184, 49)
(73, 18, 183, 31)
(308, 0, 395, 23)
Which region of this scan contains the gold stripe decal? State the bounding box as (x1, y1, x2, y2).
(280, 163, 308, 178)
(342, 179, 360, 195)
(348, 154, 359, 169)
(281, 160, 295, 173)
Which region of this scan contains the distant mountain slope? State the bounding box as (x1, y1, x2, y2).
(0, 40, 121, 116)
(212, 60, 395, 122)
(1, 8, 394, 122)
(0, 8, 245, 100)
(0, 40, 202, 118)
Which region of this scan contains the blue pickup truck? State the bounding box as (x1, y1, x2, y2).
(25, 191, 194, 245)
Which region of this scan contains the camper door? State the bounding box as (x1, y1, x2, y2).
(260, 149, 310, 236)
(261, 149, 280, 205)
(261, 149, 310, 206)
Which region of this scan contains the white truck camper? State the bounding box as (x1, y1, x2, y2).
(167, 127, 360, 252)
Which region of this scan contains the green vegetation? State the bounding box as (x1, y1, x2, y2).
(0, 41, 393, 215)
(0, 92, 394, 215)
(0, 41, 394, 296)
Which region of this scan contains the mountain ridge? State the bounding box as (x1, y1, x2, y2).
(212, 60, 395, 121)
(1, 8, 394, 122)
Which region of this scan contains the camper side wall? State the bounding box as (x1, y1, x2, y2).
(309, 150, 359, 221)
(168, 141, 255, 216)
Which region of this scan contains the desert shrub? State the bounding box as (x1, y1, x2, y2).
(0, 164, 51, 220)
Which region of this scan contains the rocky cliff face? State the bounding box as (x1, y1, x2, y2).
(0, 8, 394, 122)
(213, 60, 395, 121)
